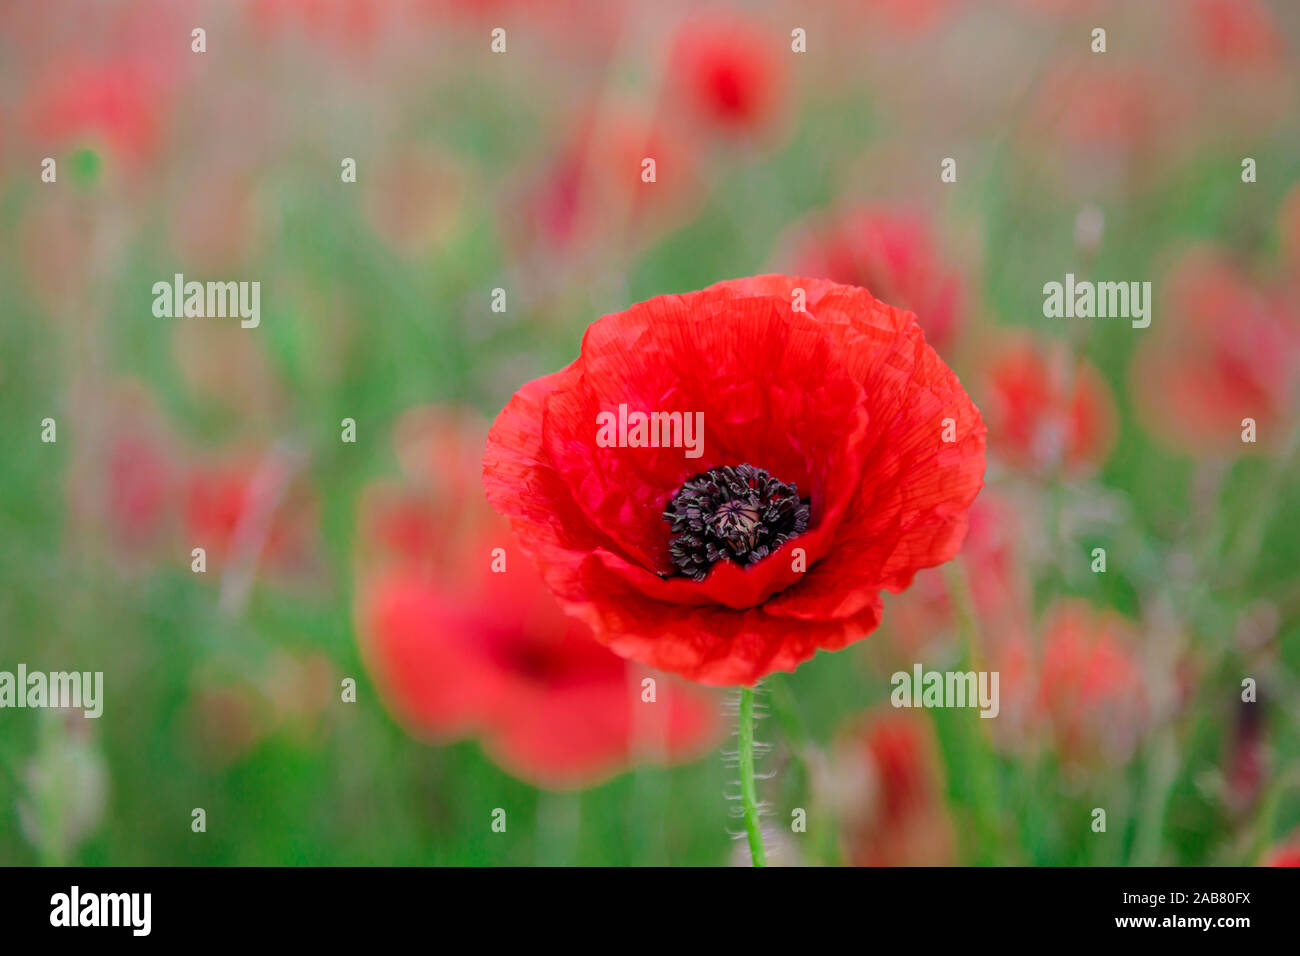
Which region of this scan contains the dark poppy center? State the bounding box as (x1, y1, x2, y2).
(663, 463, 810, 580)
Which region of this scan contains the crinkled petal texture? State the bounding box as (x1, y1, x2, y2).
(485, 276, 986, 685)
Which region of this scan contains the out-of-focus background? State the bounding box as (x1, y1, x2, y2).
(2, 0, 1299, 866)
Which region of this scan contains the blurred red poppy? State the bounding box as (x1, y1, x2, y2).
(1038, 599, 1147, 766)
(982, 339, 1117, 476)
(483, 275, 985, 686)
(24, 56, 171, 167)
(886, 490, 1030, 656)
(1130, 248, 1299, 457)
(356, 407, 720, 790)
(183, 452, 317, 572)
(668, 14, 784, 137)
(1188, 0, 1284, 71)
(66, 380, 178, 556)
(785, 205, 966, 352)
(1030, 60, 1175, 155)
(1023, 58, 1188, 193)
(830, 710, 954, 866)
(1265, 838, 1300, 866)
(516, 106, 696, 258)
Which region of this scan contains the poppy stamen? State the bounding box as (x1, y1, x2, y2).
(663, 463, 810, 580)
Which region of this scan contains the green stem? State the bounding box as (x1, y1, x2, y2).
(535, 790, 580, 867)
(738, 685, 767, 867)
(942, 559, 985, 670)
(1226, 423, 1300, 585)
(941, 559, 1002, 863)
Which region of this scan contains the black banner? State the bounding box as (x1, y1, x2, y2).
(0, 866, 1282, 942)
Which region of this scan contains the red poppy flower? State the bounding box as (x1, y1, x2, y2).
(516, 106, 696, 258)
(483, 275, 986, 686)
(1130, 247, 1299, 456)
(24, 56, 171, 167)
(1030, 61, 1174, 154)
(1037, 599, 1146, 766)
(107, 434, 174, 545)
(1265, 838, 1300, 867)
(1187, 0, 1284, 71)
(982, 338, 1117, 476)
(356, 407, 720, 789)
(828, 710, 954, 866)
(1023, 59, 1189, 193)
(183, 452, 317, 572)
(66, 379, 177, 555)
(668, 14, 784, 137)
(784, 205, 967, 353)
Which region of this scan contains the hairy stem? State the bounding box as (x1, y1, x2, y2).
(738, 685, 767, 867)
